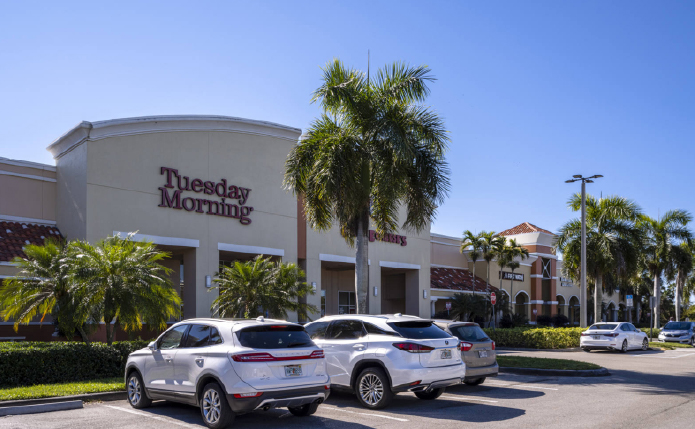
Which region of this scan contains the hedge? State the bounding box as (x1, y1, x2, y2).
(483, 326, 662, 349)
(0, 341, 148, 387)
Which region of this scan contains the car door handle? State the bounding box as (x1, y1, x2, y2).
(353, 344, 365, 349)
(195, 357, 204, 364)
(165, 357, 173, 363)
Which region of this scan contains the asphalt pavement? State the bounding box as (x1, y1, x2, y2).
(1, 348, 694, 429)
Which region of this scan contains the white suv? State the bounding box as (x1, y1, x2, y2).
(125, 318, 330, 428)
(304, 314, 465, 409)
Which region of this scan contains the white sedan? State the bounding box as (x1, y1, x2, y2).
(580, 322, 648, 353)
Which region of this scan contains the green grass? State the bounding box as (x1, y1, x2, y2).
(497, 355, 601, 371)
(0, 378, 124, 401)
(649, 342, 695, 350)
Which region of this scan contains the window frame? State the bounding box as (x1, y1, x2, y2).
(157, 324, 190, 350)
(338, 291, 357, 315)
(326, 319, 366, 340)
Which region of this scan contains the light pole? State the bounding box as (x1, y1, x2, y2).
(565, 174, 603, 328)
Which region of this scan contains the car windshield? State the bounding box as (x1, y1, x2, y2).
(237, 325, 314, 349)
(589, 324, 618, 331)
(387, 321, 451, 339)
(449, 324, 489, 342)
(664, 322, 691, 330)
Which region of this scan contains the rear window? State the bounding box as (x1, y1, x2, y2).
(449, 324, 489, 342)
(387, 321, 451, 339)
(589, 324, 617, 330)
(237, 325, 314, 349)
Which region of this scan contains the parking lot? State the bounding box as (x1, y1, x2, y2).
(2, 348, 694, 429)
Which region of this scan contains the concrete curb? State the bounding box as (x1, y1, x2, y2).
(500, 366, 610, 377)
(497, 347, 582, 352)
(0, 400, 83, 416)
(0, 391, 126, 408)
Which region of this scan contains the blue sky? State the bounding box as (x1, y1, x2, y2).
(1, 1, 694, 238)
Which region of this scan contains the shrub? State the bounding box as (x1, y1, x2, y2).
(499, 314, 514, 329)
(551, 314, 569, 327)
(536, 315, 552, 327)
(484, 327, 585, 349)
(432, 310, 454, 320)
(499, 313, 529, 328)
(0, 341, 148, 387)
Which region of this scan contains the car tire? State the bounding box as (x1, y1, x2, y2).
(464, 377, 486, 386)
(414, 387, 445, 400)
(620, 340, 628, 353)
(200, 382, 235, 429)
(642, 338, 649, 351)
(354, 367, 394, 410)
(288, 402, 320, 417)
(582, 348, 591, 353)
(126, 371, 151, 409)
(690, 337, 694, 346)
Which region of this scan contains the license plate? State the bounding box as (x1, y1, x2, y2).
(441, 349, 452, 359)
(284, 365, 302, 377)
(593, 336, 601, 340)
(478, 350, 488, 358)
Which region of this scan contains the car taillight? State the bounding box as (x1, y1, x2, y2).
(392, 342, 434, 353)
(603, 333, 619, 338)
(232, 392, 263, 398)
(491, 341, 495, 351)
(308, 350, 325, 359)
(231, 350, 325, 362)
(459, 342, 473, 351)
(580, 332, 589, 336)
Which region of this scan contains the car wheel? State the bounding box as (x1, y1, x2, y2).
(690, 337, 694, 346)
(127, 372, 151, 409)
(414, 387, 445, 400)
(464, 377, 486, 386)
(288, 401, 319, 416)
(642, 338, 649, 351)
(620, 340, 628, 353)
(355, 367, 394, 410)
(200, 382, 235, 429)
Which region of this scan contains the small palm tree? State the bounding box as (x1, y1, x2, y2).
(498, 239, 530, 315)
(284, 59, 451, 314)
(450, 293, 485, 322)
(639, 210, 693, 328)
(555, 194, 642, 325)
(0, 239, 87, 340)
(461, 230, 483, 280)
(69, 233, 181, 345)
(212, 255, 317, 321)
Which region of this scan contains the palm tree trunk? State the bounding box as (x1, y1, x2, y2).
(485, 262, 490, 327)
(509, 275, 514, 315)
(78, 326, 91, 345)
(675, 270, 681, 321)
(595, 273, 603, 323)
(654, 273, 661, 329)
(355, 209, 369, 314)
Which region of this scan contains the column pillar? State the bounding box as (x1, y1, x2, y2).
(405, 270, 420, 316)
(305, 258, 322, 321)
(369, 261, 381, 314)
(182, 248, 197, 320)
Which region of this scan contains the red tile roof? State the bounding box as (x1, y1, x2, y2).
(0, 221, 63, 262)
(430, 267, 499, 293)
(498, 222, 555, 237)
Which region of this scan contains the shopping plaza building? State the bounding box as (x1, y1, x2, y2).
(0, 115, 627, 340)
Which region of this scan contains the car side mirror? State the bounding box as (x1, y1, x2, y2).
(148, 341, 157, 351)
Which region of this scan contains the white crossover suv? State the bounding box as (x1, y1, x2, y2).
(304, 314, 465, 409)
(125, 318, 330, 429)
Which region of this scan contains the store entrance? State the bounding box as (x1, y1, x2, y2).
(381, 271, 406, 314)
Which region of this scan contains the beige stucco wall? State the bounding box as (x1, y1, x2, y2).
(55, 144, 88, 240)
(0, 159, 56, 222)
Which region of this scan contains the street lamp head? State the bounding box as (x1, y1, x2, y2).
(565, 179, 576, 183)
(573, 175, 582, 179)
(592, 174, 604, 178)
(585, 179, 594, 183)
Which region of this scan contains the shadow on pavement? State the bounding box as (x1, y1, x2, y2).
(446, 383, 546, 400)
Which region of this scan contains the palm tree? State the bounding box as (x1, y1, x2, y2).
(666, 242, 693, 321)
(69, 233, 182, 345)
(461, 230, 483, 281)
(0, 239, 87, 340)
(284, 60, 451, 314)
(449, 293, 485, 322)
(555, 194, 642, 325)
(478, 231, 504, 325)
(212, 255, 317, 321)
(639, 210, 693, 328)
(498, 238, 530, 315)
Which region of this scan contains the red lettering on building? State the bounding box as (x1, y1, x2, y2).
(368, 230, 407, 246)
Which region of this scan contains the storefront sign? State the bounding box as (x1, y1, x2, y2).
(158, 167, 254, 225)
(368, 230, 407, 246)
(560, 276, 574, 287)
(499, 271, 523, 281)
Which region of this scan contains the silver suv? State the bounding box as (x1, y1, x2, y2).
(125, 318, 330, 428)
(304, 314, 466, 409)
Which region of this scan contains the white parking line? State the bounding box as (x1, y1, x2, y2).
(441, 395, 499, 403)
(102, 405, 200, 428)
(515, 385, 559, 391)
(632, 353, 695, 359)
(322, 405, 409, 422)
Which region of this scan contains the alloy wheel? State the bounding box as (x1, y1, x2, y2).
(202, 388, 221, 425)
(127, 376, 141, 405)
(642, 338, 648, 351)
(359, 374, 384, 406)
(622, 340, 628, 352)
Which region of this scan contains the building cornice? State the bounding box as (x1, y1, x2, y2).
(47, 115, 303, 159)
(0, 157, 55, 172)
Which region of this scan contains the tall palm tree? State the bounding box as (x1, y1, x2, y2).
(0, 239, 87, 340)
(284, 60, 451, 314)
(69, 233, 182, 345)
(498, 238, 530, 315)
(212, 255, 317, 320)
(639, 210, 692, 328)
(555, 194, 642, 325)
(666, 242, 693, 321)
(478, 231, 504, 325)
(460, 230, 483, 282)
